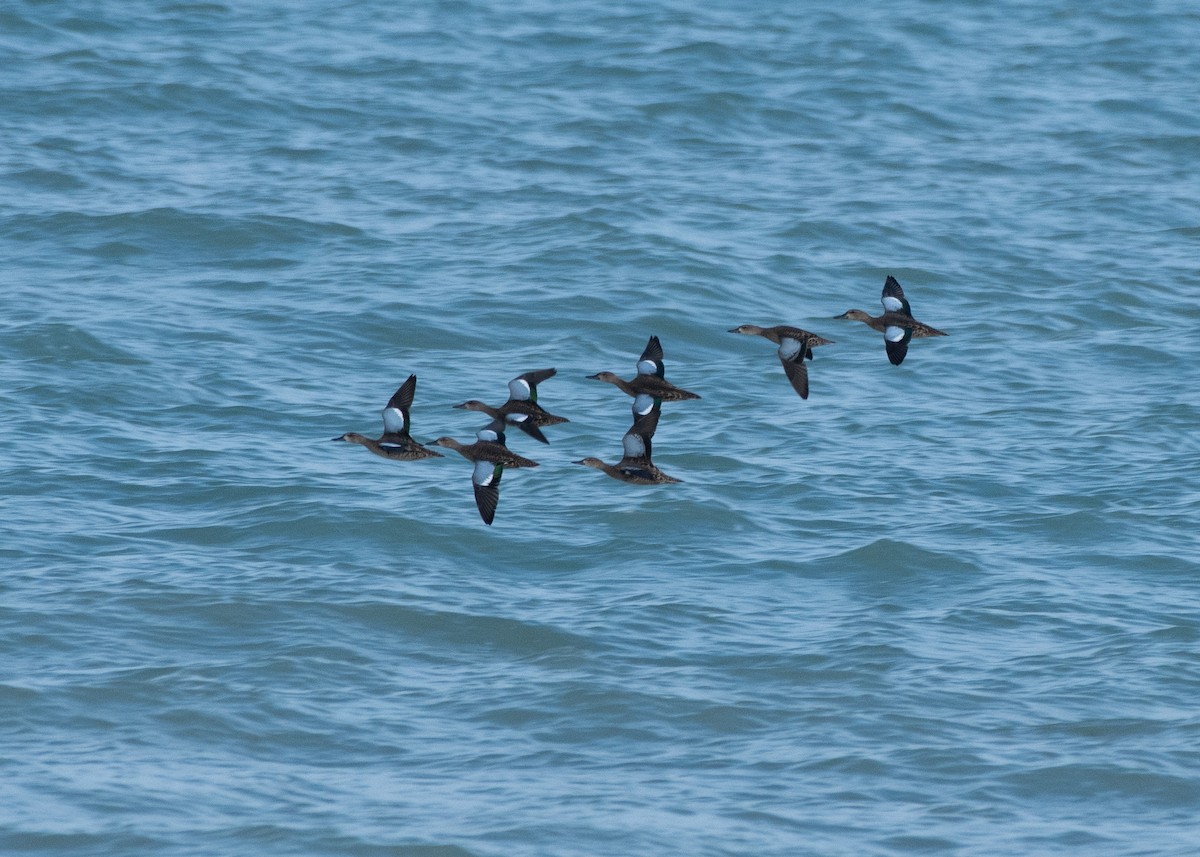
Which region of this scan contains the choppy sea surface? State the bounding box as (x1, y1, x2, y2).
(3, 2, 1200, 855)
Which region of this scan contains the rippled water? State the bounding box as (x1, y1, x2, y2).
(3, 2, 1200, 855)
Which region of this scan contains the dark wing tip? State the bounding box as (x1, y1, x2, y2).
(518, 368, 557, 386)
(881, 276, 913, 317)
(641, 335, 664, 362)
(473, 465, 502, 525)
(778, 353, 810, 399)
(518, 421, 551, 444)
(473, 483, 499, 525)
(386, 374, 418, 411)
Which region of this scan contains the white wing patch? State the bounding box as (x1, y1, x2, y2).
(382, 406, 407, 433)
(885, 325, 906, 342)
(622, 431, 648, 459)
(472, 459, 496, 486)
(777, 337, 803, 361)
(881, 295, 905, 313)
(507, 378, 532, 400)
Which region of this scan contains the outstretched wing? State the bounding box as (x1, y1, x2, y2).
(622, 408, 661, 461)
(777, 355, 809, 398)
(884, 325, 912, 365)
(471, 460, 503, 525)
(476, 418, 507, 445)
(636, 335, 665, 377)
(631, 392, 658, 419)
(881, 275, 913, 317)
(508, 368, 556, 403)
(381, 374, 417, 435)
(775, 337, 810, 399)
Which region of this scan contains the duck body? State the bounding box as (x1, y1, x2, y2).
(336, 431, 443, 461)
(587, 371, 700, 402)
(576, 457, 681, 484)
(836, 275, 946, 365)
(433, 436, 539, 469)
(635, 335, 666, 378)
(728, 324, 833, 399)
(333, 374, 443, 460)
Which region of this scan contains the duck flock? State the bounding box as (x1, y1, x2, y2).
(334, 275, 947, 525)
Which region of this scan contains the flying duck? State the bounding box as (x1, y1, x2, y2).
(587, 335, 700, 413)
(452, 369, 568, 445)
(433, 433, 539, 525)
(575, 409, 681, 485)
(836, 275, 946, 365)
(728, 324, 834, 399)
(333, 374, 443, 461)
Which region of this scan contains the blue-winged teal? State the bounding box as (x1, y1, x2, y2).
(836, 275, 947, 365)
(433, 433, 539, 525)
(588, 335, 700, 413)
(333, 374, 443, 461)
(452, 369, 568, 445)
(728, 324, 834, 399)
(575, 409, 681, 485)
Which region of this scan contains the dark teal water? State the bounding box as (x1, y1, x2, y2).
(3, 2, 1200, 855)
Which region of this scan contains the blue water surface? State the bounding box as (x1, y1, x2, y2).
(3, 2, 1200, 855)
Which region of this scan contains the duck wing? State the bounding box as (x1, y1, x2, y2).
(621, 422, 654, 462)
(381, 374, 417, 434)
(631, 392, 658, 419)
(476, 418, 507, 445)
(505, 410, 550, 444)
(639, 375, 700, 400)
(777, 354, 809, 398)
(884, 325, 912, 365)
(628, 407, 661, 443)
(471, 460, 502, 525)
(636, 335, 665, 377)
(507, 368, 556, 403)
(881, 275, 913, 317)
(775, 337, 811, 399)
